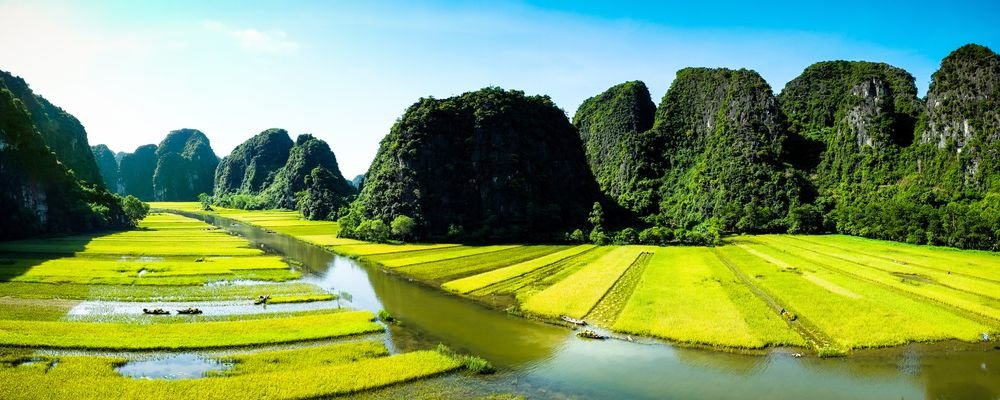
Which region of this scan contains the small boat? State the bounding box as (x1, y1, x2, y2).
(142, 308, 170, 315)
(253, 295, 271, 305)
(576, 329, 607, 340)
(561, 315, 587, 326)
(176, 307, 203, 315)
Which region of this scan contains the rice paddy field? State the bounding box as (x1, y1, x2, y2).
(0, 210, 483, 399)
(151, 202, 1000, 356)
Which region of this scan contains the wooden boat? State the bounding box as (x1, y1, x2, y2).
(561, 315, 587, 326)
(142, 308, 170, 315)
(176, 307, 203, 315)
(576, 329, 607, 340)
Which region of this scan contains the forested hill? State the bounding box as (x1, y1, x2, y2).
(212, 129, 355, 220)
(0, 70, 104, 186)
(98, 130, 219, 201)
(562, 43, 998, 249)
(0, 72, 129, 239)
(349, 87, 600, 242)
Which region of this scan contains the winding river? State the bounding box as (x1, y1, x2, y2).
(188, 212, 1000, 399)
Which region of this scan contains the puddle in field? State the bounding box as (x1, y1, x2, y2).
(203, 279, 281, 287)
(116, 354, 231, 379)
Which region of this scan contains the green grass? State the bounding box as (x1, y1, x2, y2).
(441, 245, 595, 294)
(0, 310, 382, 350)
(612, 247, 805, 349)
(329, 243, 462, 257)
(0, 349, 461, 400)
(725, 240, 990, 350)
(0, 298, 74, 321)
(267, 293, 336, 304)
(0, 281, 330, 302)
(520, 246, 650, 319)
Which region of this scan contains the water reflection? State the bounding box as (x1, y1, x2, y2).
(116, 354, 230, 379)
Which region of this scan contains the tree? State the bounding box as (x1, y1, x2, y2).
(197, 193, 212, 211)
(568, 229, 586, 243)
(355, 219, 390, 243)
(121, 195, 149, 227)
(390, 215, 416, 241)
(588, 202, 604, 229)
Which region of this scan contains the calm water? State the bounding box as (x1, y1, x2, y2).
(185, 212, 1000, 399)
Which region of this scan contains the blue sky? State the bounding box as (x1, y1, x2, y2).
(1, 0, 996, 177)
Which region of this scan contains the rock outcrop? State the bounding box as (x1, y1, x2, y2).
(214, 128, 294, 195)
(152, 129, 218, 201)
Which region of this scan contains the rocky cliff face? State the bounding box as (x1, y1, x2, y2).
(151, 129, 218, 201)
(214, 128, 294, 195)
(0, 76, 126, 239)
(573, 81, 656, 214)
(650, 68, 802, 232)
(119, 144, 158, 201)
(916, 44, 1000, 192)
(357, 87, 599, 241)
(779, 61, 921, 188)
(0, 70, 103, 186)
(91, 144, 120, 193)
(260, 134, 354, 209)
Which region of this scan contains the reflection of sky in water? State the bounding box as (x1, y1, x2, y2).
(67, 299, 342, 319)
(116, 354, 231, 379)
(301, 255, 384, 313)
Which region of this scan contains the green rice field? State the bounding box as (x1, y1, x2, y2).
(153, 203, 1000, 355)
(0, 208, 484, 398)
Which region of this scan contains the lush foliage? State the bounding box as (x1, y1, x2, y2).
(354, 87, 600, 242)
(118, 144, 158, 200)
(152, 129, 219, 201)
(213, 128, 294, 195)
(0, 70, 103, 185)
(90, 144, 120, 192)
(0, 74, 130, 239)
(573, 81, 657, 214)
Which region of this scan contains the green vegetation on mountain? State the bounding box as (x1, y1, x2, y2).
(214, 128, 294, 195)
(0, 74, 132, 239)
(90, 144, 119, 192)
(349, 87, 600, 242)
(0, 70, 103, 186)
(777, 45, 999, 250)
(650, 68, 804, 235)
(118, 144, 158, 201)
(152, 129, 218, 201)
(573, 81, 656, 214)
(259, 134, 354, 210)
(212, 131, 354, 216)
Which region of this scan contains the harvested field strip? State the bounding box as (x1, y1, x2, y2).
(378, 246, 522, 268)
(785, 235, 1000, 288)
(612, 248, 803, 348)
(0, 349, 461, 400)
(730, 242, 990, 349)
(520, 246, 650, 319)
(442, 245, 595, 294)
(468, 247, 602, 296)
(584, 251, 652, 326)
(0, 311, 382, 350)
(396, 245, 567, 283)
(754, 236, 1000, 325)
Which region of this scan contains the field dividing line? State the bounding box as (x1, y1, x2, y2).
(470, 247, 600, 296)
(754, 240, 1000, 328)
(770, 237, 1000, 306)
(583, 251, 653, 325)
(787, 236, 1000, 286)
(711, 248, 834, 351)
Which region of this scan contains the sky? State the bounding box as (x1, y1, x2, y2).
(1, 1, 997, 178)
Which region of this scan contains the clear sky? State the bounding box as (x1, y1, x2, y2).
(1, 0, 997, 178)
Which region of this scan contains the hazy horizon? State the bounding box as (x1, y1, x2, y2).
(1, 0, 997, 177)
